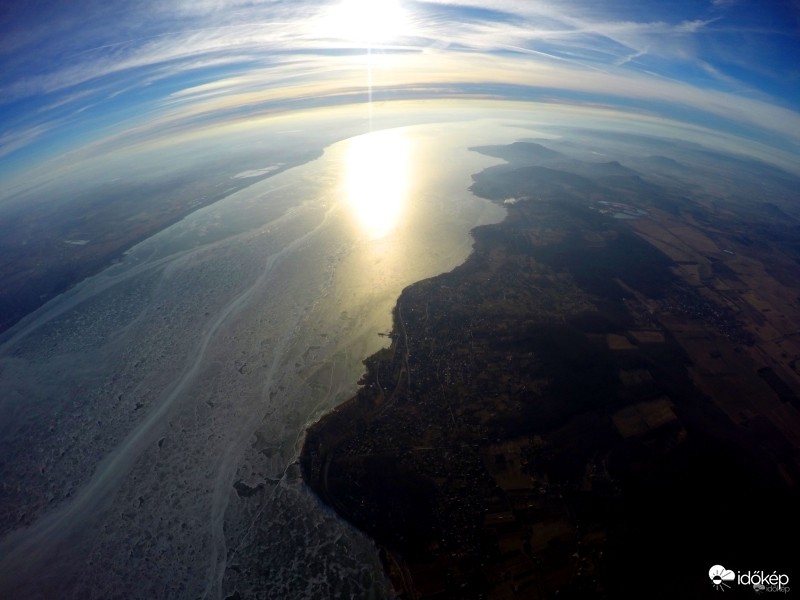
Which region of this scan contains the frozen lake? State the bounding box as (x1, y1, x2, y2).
(0, 121, 509, 599)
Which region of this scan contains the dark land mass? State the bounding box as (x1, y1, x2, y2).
(0, 151, 319, 335)
(302, 143, 800, 599)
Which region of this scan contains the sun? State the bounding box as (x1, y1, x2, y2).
(321, 0, 409, 45)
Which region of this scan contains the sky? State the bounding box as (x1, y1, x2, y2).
(1, 0, 799, 186)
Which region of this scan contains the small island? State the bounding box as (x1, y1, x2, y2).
(301, 143, 800, 598)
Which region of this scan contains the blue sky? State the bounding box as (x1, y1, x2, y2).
(1, 0, 799, 183)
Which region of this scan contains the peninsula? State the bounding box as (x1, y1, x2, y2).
(301, 143, 800, 598)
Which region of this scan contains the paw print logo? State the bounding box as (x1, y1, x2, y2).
(709, 565, 735, 591)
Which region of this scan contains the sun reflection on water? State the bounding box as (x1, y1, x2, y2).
(343, 128, 411, 239)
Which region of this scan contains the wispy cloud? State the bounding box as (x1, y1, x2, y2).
(0, 0, 798, 174)
(0, 124, 56, 158)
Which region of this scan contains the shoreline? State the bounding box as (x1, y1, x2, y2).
(300, 218, 496, 597)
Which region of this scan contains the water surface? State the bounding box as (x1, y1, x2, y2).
(0, 120, 511, 599)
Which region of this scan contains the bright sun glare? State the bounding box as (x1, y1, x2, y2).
(324, 0, 409, 45)
(344, 129, 411, 239)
